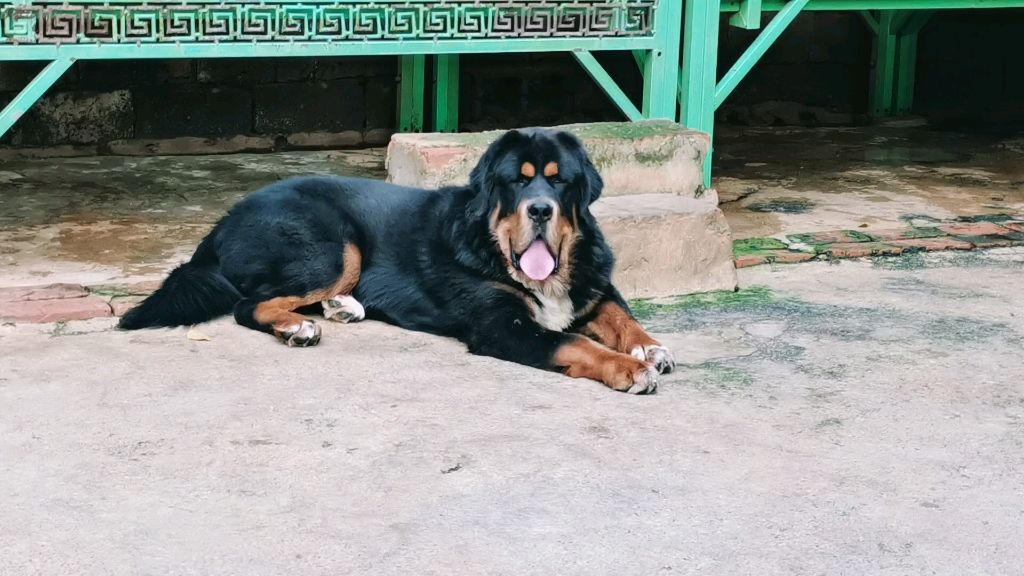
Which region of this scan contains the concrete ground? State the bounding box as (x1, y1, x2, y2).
(716, 121, 1024, 240)
(3, 249, 1024, 574)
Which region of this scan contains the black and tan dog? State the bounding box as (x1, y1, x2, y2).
(119, 128, 675, 393)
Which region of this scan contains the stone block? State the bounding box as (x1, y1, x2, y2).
(286, 131, 363, 148)
(254, 80, 364, 134)
(106, 135, 274, 156)
(888, 237, 973, 252)
(11, 90, 134, 146)
(386, 120, 710, 199)
(591, 194, 738, 299)
(134, 87, 252, 139)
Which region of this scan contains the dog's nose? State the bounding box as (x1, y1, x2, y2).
(527, 201, 554, 223)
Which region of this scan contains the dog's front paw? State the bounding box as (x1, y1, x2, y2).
(279, 320, 322, 347)
(631, 345, 675, 374)
(322, 295, 365, 323)
(606, 356, 659, 395)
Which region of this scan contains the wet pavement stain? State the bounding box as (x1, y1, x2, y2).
(746, 199, 815, 214)
(0, 149, 387, 287)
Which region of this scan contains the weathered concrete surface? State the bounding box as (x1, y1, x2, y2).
(0, 149, 387, 289)
(386, 120, 710, 198)
(716, 122, 1024, 241)
(593, 194, 737, 297)
(3, 247, 1024, 574)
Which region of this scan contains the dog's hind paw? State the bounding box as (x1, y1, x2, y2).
(624, 364, 659, 395)
(631, 345, 675, 374)
(322, 295, 365, 324)
(280, 320, 322, 347)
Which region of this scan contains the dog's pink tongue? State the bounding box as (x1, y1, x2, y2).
(520, 240, 555, 281)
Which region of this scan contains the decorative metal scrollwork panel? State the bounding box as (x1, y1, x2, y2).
(0, 1, 657, 45)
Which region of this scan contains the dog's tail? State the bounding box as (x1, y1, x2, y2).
(118, 253, 241, 330)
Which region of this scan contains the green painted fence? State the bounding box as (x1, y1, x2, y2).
(1, 1, 1022, 185)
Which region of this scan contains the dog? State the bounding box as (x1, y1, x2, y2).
(119, 128, 675, 393)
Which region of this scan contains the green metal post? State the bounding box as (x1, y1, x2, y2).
(0, 58, 75, 137)
(433, 54, 459, 132)
(870, 11, 900, 116)
(894, 11, 933, 115)
(642, 0, 683, 120)
(681, 0, 722, 187)
(894, 32, 917, 115)
(868, 10, 931, 116)
(398, 54, 425, 132)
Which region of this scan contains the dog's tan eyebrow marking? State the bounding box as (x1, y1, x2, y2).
(544, 162, 559, 177)
(520, 162, 536, 178)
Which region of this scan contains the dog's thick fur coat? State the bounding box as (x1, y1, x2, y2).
(120, 129, 674, 393)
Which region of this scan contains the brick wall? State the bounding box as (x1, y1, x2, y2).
(0, 9, 1021, 148)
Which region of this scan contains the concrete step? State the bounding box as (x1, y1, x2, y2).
(592, 194, 737, 299)
(386, 121, 737, 299)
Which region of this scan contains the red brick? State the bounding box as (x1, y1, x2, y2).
(889, 237, 973, 251)
(868, 227, 945, 241)
(768, 251, 816, 264)
(110, 295, 145, 317)
(0, 283, 88, 302)
(125, 280, 162, 295)
(826, 242, 904, 258)
(0, 296, 112, 323)
(964, 236, 1013, 248)
(789, 230, 858, 244)
(1004, 222, 1024, 234)
(938, 222, 1012, 237)
(735, 254, 767, 268)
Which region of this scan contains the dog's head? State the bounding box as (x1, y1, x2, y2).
(469, 128, 603, 291)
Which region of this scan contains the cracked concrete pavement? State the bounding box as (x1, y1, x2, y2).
(3, 247, 1024, 575)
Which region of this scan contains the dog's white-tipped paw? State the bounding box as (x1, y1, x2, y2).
(322, 295, 365, 323)
(631, 345, 675, 374)
(281, 320, 321, 347)
(625, 364, 659, 395)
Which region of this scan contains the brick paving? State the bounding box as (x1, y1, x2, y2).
(734, 215, 1024, 269)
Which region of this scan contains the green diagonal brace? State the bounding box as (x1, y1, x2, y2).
(714, 0, 810, 109)
(572, 50, 643, 122)
(0, 58, 75, 138)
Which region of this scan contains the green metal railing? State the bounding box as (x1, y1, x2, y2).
(682, 0, 1024, 185)
(1, 1, 1022, 186)
(0, 1, 681, 136)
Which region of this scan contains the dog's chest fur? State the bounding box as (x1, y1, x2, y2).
(530, 290, 575, 332)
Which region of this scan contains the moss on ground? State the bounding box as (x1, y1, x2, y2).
(629, 286, 780, 320)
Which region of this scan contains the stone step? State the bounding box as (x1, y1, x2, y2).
(386, 120, 737, 299)
(386, 120, 710, 198)
(592, 194, 737, 299)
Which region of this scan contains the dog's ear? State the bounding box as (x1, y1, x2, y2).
(557, 131, 603, 206)
(467, 130, 526, 219)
